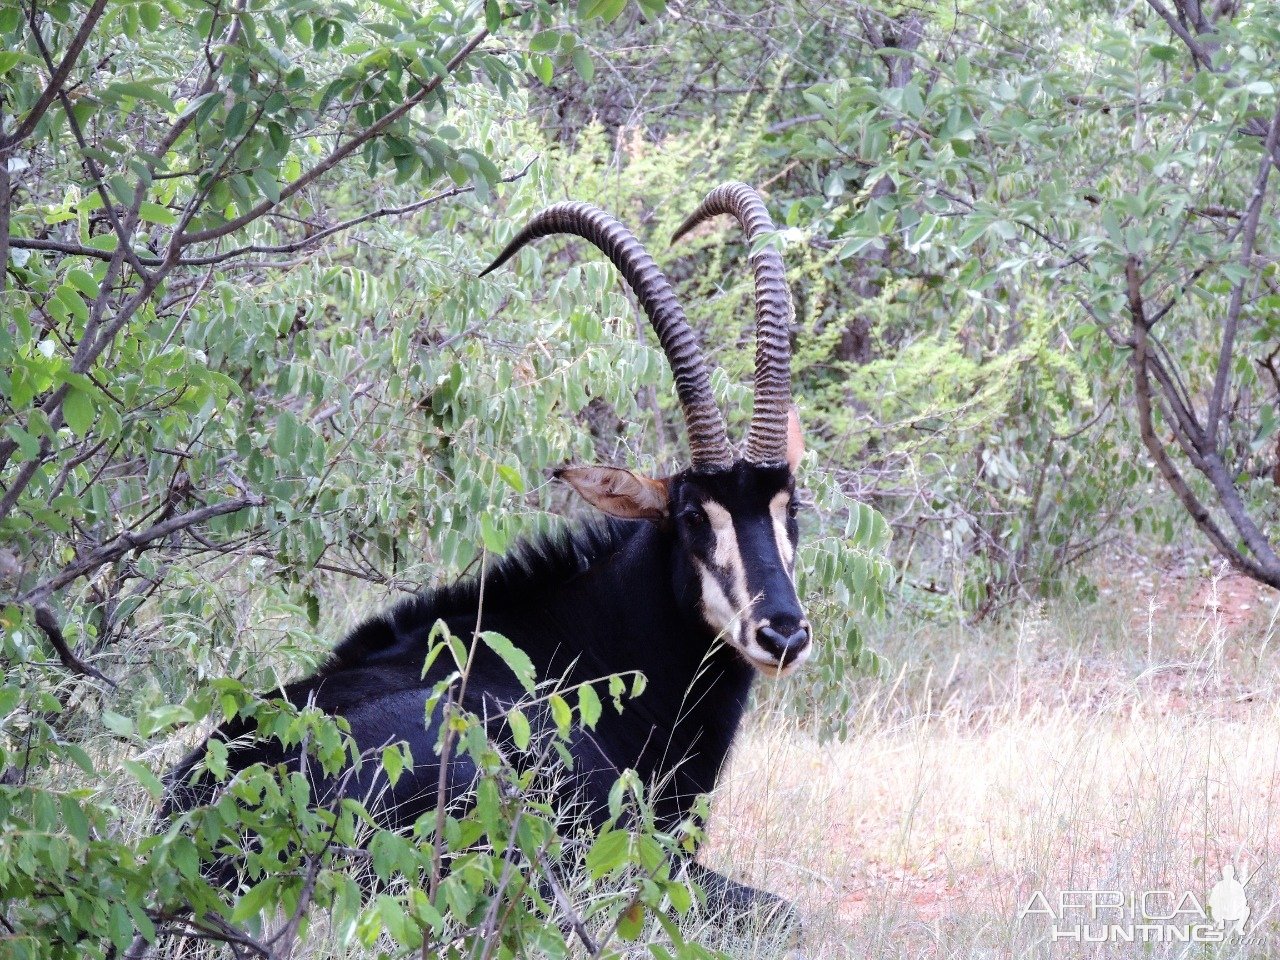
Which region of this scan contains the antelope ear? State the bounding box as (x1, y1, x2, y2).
(785, 405, 805, 472)
(555, 466, 670, 520)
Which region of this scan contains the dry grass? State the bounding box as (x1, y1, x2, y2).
(701, 570, 1280, 958)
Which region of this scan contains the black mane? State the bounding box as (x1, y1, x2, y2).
(318, 517, 629, 677)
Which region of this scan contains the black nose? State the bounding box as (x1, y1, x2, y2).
(755, 621, 811, 663)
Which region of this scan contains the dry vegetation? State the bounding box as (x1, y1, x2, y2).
(702, 566, 1280, 958)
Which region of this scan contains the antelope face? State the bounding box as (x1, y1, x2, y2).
(557, 409, 810, 677)
(668, 459, 810, 675)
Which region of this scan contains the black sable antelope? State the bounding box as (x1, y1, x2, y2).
(166, 182, 813, 919)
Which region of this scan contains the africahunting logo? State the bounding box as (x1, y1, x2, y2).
(1018, 864, 1257, 944)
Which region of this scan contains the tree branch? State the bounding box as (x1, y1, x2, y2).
(1126, 257, 1280, 587)
(1145, 0, 1217, 70)
(1207, 96, 1280, 444)
(0, 0, 111, 151)
(0, 102, 10, 292)
(18, 494, 264, 605)
(8, 235, 147, 263)
(32, 602, 116, 686)
(176, 25, 491, 248)
(177, 159, 534, 267)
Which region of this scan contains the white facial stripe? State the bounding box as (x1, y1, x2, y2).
(694, 558, 744, 645)
(768, 490, 795, 570)
(698, 501, 753, 648)
(702, 501, 751, 618)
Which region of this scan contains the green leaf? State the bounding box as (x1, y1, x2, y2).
(598, 0, 628, 22)
(273, 410, 298, 457)
(139, 201, 176, 225)
(480, 512, 507, 553)
(617, 900, 645, 940)
(571, 47, 594, 83)
(531, 53, 553, 85)
(232, 879, 278, 923)
(251, 169, 281, 204)
(0, 52, 23, 77)
(548, 693, 572, 735)
(381, 744, 404, 785)
(480, 631, 536, 692)
(507, 707, 531, 750)
(102, 711, 134, 737)
(63, 387, 95, 437)
(123, 758, 166, 799)
(497, 464, 524, 492)
(529, 30, 559, 53)
(60, 794, 90, 843)
(577, 682, 601, 729)
(101, 80, 176, 112)
(586, 828, 629, 878)
(4, 425, 40, 460)
(66, 268, 99, 298)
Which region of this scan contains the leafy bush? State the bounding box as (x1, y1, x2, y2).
(0, 0, 889, 954)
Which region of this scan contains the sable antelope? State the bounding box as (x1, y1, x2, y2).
(166, 182, 812, 920)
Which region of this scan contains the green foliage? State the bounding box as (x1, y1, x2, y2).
(771, 0, 1280, 600)
(0, 0, 890, 954)
(567, 0, 1280, 613)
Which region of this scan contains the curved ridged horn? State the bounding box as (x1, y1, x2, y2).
(672, 182, 793, 466)
(480, 202, 733, 471)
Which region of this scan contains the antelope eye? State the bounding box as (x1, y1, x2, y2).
(680, 508, 706, 526)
